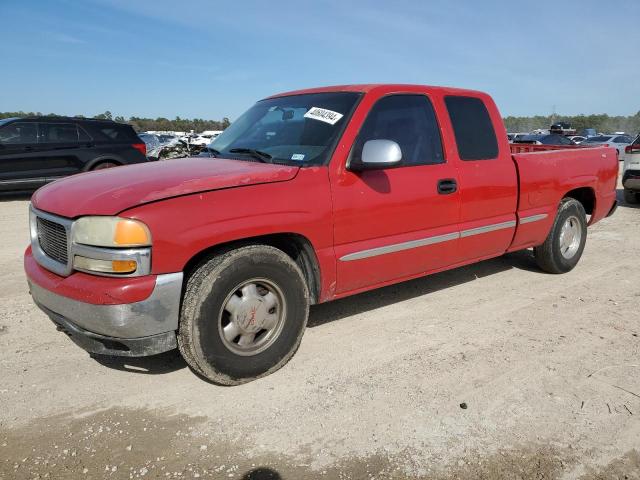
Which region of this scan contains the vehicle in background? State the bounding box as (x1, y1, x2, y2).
(155, 134, 180, 146)
(568, 135, 586, 144)
(200, 130, 223, 142)
(622, 135, 640, 204)
(582, 134, 634, 159)
(550, 122, 576, 136)
(507, 132, 528, 143)
(579, 128, 598, 138)
(25, 84, 618, 384)
(513, 133, 576, 146)
(0, 117, 148, 192)
(138, 133, 163, 161)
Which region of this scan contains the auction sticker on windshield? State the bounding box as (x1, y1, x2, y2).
(304, 107, 343, 125)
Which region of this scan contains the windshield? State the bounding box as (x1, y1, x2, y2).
(209, 92, 361, 165)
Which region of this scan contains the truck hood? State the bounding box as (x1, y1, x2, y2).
(32, 157, 299, 218)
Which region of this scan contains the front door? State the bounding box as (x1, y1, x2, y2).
(330, 93, 461, 295)
(0, 121, 45, 191)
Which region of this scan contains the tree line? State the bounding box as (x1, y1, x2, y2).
(0, 111, 230, 133)
(504, 112, 640, 135)
(2, 110, 639, 136)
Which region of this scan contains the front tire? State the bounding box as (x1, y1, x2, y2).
(534, 198, 587, 274)
(178, 245, 309, 385)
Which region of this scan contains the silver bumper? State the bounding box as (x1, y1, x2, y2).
(623, 178, 640, 190)
(28, 272, 183, 339)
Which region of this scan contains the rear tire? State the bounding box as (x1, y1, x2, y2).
(178, 245, 309, 385)
(623, 189, 639, 205)
(534, 198, 587, 274)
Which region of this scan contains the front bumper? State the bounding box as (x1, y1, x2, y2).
(28, 271, 183, 357)
(40, 302, 177, 357)
(623, 170, 640, 191)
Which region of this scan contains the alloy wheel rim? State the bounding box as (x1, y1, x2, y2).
(559, 215, 582, 259)
(218, 278, 286, 356)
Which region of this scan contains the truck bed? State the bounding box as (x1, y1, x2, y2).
(508, 145, 618, 252)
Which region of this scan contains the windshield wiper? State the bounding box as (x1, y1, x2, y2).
(229, 148, 272, 163)
(206, 147, 220, 157)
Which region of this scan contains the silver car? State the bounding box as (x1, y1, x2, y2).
(582, 134, 634, 160)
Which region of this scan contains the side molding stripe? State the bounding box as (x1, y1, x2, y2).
(339, 232, 460, 262)
(459, 220, 516, 238)
(519, 213, 548, 224)
(339, 216, 535, 262)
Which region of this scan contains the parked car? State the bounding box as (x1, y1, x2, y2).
(579, 128, 598, 138)
(0, 117, 148, 192)
(507, 132, 529, 143)
(157, 134, 180, 146)
(513, 133, 576, 146)
(622, 134, 640, 204)
(582, 134, 634, 159)
(550, 122, 576, 135)
(25, 84, 618, 385)
(138, 133, 162, 160)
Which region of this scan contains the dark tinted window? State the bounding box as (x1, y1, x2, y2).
(93, 124, 137, 142)
(351, 94, 444, 166)
(40, 123, 80, 143)
(445, 96, 498, 160)
(0, 122, 38, 144)
(540, 134, 572, 145)
(613, 135, 632, 143)
(77, 126, 91, 142)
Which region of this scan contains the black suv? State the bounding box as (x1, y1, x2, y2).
(0, 117, 149, 192)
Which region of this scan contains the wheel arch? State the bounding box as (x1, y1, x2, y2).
(182, 232, 322, 304)
(563, 186, 595, 215)
(85, 157, 122, 171)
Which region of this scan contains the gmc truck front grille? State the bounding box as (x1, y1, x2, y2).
(36, 216, 69, 264)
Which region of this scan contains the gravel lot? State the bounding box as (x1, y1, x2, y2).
(1, 182, 639, 479)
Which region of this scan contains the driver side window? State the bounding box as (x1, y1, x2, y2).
(351, 94, 445, 167)
(0, 122, 38, 145)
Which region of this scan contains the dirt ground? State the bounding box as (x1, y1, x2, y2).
(1, 183, 639, 479)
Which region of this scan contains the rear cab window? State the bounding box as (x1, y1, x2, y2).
(445, 96, 498, 160)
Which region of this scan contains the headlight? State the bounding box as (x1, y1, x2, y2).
(70, 216, 152, 277)
(72, 217, 152, 248)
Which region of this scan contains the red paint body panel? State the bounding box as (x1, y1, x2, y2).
(31, 158, 299, 218)
(121, 167, 337, 301)
(25, 246, 156, 305)
(25, 84, 619, 308)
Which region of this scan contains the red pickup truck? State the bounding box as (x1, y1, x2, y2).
(25, 84, 618, 384)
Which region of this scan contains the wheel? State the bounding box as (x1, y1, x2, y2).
(178, 245, 309, 385)
(534, 198, 587, 274)
(91, 161, 118, 170)
(623, 189, 639, 205)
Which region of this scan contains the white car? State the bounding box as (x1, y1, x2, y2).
(568, 135, 586, 144)
(582, 134, 634, 160)
(622, 134, 640, 204)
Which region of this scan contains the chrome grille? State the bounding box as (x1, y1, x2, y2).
(36, 216, 69, 264)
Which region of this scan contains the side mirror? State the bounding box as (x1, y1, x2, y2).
(350, 139, 402, 171)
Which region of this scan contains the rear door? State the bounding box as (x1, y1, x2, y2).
(0, 121, 45, 190)
(443, 95, 518, 262)
(330, 92, 461, 294)
(38, 122, 91, 178)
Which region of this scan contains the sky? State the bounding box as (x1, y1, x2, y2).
(0, 0, 638, 120)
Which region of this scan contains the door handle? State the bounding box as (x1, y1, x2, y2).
(437, 178, 457, 195)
